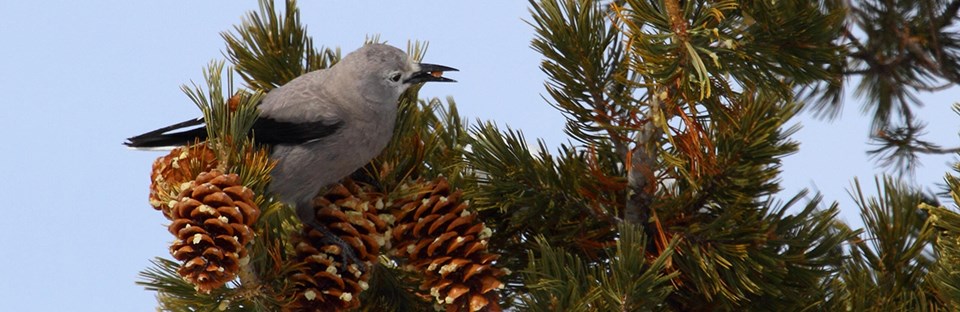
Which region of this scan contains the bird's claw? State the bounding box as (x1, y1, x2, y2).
(304, 219, 368, 274)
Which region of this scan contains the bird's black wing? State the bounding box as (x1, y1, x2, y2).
(124, 117, 207, 148)
(251, 117, 344, 145)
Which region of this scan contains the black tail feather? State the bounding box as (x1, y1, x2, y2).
(124, 118, 208, 148)
(125, 115, 343, 148)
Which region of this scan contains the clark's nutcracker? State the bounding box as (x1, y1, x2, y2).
(126, 43, 457, 268)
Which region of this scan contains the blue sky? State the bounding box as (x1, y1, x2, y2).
(0, 1, 956, 311)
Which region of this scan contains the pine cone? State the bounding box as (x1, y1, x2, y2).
(390, 177, 505, 312)
(149, 143, 217, 216)
(285, 179, 389, 311)
(167, 170, 259, 293)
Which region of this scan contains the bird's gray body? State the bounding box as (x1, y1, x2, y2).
(259, 44, 409, 218)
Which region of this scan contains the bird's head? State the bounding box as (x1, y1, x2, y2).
(339, 43, 457, 105)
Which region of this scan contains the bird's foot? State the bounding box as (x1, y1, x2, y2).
(303, 219, 367, 274)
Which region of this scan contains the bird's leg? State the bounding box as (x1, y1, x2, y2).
(296, 202, 367, 274)
(303, 219, 367, 274)
(348, 164, 382, 191)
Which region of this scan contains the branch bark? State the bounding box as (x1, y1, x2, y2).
(623, 0, 688, 225)
(626, 109, 661, 224)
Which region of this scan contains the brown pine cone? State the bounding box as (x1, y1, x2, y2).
(390, 177, 505, 312)
(167, 170, 259, 293)
(149, 143, 217, 216)
(285, 179, 389, 312)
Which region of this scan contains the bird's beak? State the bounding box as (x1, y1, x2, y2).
(405, 63, 458, 84)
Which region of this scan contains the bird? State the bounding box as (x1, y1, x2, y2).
(125, 43, 457, 270)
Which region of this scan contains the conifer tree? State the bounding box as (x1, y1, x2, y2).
(133, 0, 960, 311)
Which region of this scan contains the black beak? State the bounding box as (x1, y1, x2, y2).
(405, 63, 458, 84)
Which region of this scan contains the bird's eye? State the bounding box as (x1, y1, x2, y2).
(390, 73, 402, 82)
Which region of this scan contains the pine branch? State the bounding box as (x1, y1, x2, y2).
(223, 0, 339, 91)
(826, 0, 960, 172)
(937, 0, 960, 29)
(923, 150, 960, 306)
(465, 120, 621, 281)
(181, 61, 267, 175)
(834, 176, 949, 310)
(867, 119, 960, 175)
(926, 170, 960, 306)
(924, 204, 960, 306)
(356, 262, 433, 312)
(529, 0, 635, 156)
(139, 258, 222, 312)
(518, 224, 678, 311)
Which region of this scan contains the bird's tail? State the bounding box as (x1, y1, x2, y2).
(124, 117, 208, 149)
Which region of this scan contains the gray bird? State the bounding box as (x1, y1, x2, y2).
(126, 43, 457, 268)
